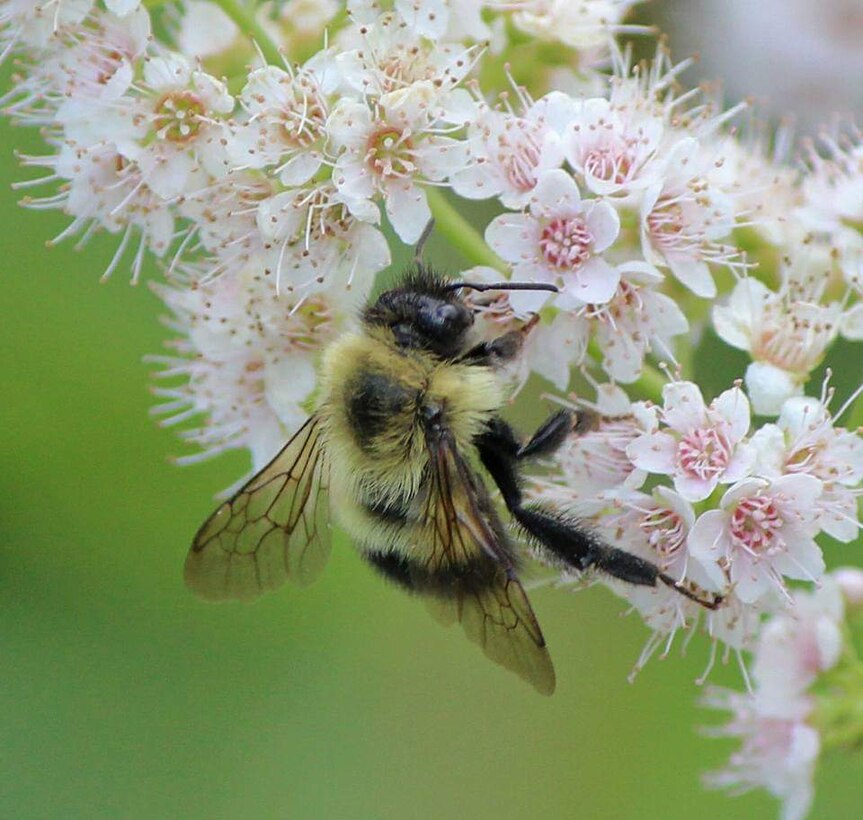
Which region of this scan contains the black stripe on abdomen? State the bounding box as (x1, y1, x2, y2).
(363, 549, 502, 597)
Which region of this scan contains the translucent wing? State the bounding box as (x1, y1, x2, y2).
(185, 415, 331, 602)
(422, 433, 556, 695)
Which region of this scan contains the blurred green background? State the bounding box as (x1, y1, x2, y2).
(1, 92, 861, 820)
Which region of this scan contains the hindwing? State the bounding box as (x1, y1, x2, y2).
(420, 433, 556, 695)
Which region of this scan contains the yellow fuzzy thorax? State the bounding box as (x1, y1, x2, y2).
(317, 328, 504, 504)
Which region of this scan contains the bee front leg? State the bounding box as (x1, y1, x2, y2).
(458, 330, 524, 367)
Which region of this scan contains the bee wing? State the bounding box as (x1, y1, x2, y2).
(185, 415, 331, 601)
(422, 434, 556, 695)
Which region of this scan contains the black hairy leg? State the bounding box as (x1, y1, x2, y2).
(474, 416, 723, 610)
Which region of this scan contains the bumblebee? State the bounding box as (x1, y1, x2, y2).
(185, 263, 720, 694)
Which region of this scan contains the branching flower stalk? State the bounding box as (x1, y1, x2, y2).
(2, 2, 862, 817)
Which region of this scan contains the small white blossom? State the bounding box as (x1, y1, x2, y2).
(257, 182, 392, 294)
(640, 138, 741, 298)
(228, 65, 329, 186)
(566, 94, 664, 198)
(688, 474, 825, 604)
(585, 261, 688, 383)
(550, 397, 654, 497)
(713, 275, 845, 415)
(329, 95, 469, 243)
(703, 688, 819, 820)
(450, 91, 573, 208)
(833, 566, 863, 608)
(512, 0, 641, 52)
(627, 381, 755, 502)
(752, 580, 845, 710)
(177, 1, 239, 59)
(1, 0, 92, 56)
(486, 169, 621, 311)
(750, 395, 863, 542)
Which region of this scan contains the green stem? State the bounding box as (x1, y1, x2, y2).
(849, 390, 863, 432)
(424, 187, 507, 273)
(211, 0, 284, 67)
(633, 362, 667, 405)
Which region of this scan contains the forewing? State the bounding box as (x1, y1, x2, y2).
(185, 415, 331, 602)
(422, 436, 556, 695)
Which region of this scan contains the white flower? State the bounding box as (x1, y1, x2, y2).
(713, 276, 844, 414)
(640, 138, 740, 298)
(703, 688, 819, 820)
(1, 0, 93, 55)
(177, 1, 238, 59)
(486, 169, 620, 311)
(566, 95, 664, 198)
(688, 474, 825, 605)
(177, 172, 276, 276)
(551, 398, 653, 497)
(450, 91, 573, 208)
(751, 395, 863, 543)
(228, 65, 329, 186)
(525, 310, 589, 389)
(833, 566, 863, 608)
(329, 96, 469, 243)
(257, 182, 391, 295)
(5, 6, 150, 125)
(512, 0, 641, 51)
(799, 125, 863, 234)
(124, 54, 234, 199)
(22, 142, 174, 282)
(752, 579, 845, 711)
(279, 0, 340, 36)
(585, 261, 688, 383)
(335, 11, 476, 108)
(105, 0, 140, 16)
(152, 255, 361, 474)
(347, 0, 489, 41)
(627, 381, 755, 502)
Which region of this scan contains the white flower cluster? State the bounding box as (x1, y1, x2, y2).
(703, 569, 863, 820)
(2, 3, 863, 815)
(1, 0, 653, 472)
(539, 382, 863, 665)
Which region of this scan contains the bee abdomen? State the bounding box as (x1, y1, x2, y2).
(363, 550, 502, 597)
(364, 497, 411, 525)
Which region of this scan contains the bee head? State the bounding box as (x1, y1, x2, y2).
(364, 265, 475, 359)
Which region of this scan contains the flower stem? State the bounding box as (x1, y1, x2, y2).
(424, 187, 507, 273)
(849, 390, 863, 432)
(211, 0, 284, 67)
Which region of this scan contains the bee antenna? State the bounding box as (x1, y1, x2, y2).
(444, 281, 559, 294)
(413, 218, 435, 263)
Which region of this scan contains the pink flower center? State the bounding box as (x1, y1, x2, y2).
(729, 495, 784, 554)
(583, 145, 634, 184)
(498, 121, 542, 192)
(154, 91, 206, 143)
(677, 427, 732, 480)
(646, 200, 686, 250)
(640, 507, 686, 561)
(539, 216, 593, 270)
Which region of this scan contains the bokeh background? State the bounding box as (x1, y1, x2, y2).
(2, 5, 862, 818)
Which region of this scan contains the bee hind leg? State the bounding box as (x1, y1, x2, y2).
(475, 417, 709, 601)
